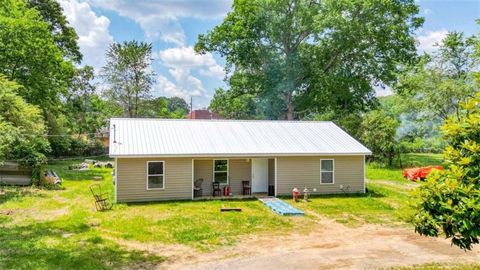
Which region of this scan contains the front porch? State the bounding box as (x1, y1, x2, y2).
(192, 192, 269, 201)
(192, 158, 276, 199)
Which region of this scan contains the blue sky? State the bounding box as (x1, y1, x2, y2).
(58, 0, 480, 108)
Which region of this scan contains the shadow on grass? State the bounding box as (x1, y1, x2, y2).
(123, 197, 257, 207)
(0, 220, 164, 269)
(0, 186, 46, 205)
(277, 189, 386, 199)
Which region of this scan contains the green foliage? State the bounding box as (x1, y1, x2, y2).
(27, 0, 82, 63)
(396, 32, 477, 121)
(137, 97, 189, 119)
(209, 88, 258, 119)
(361, 110, 399, 165)
(101, 40, 156, 117)
(311, 111, 363, 140)
(414, 93, 480, 250)
(0, 0, 75, 116)
(0, 76, 50, 180)
(197, 0, 423, 119)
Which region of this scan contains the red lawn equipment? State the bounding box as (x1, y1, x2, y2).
(402, 166, 443, 181)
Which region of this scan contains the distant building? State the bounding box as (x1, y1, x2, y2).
(186, 109, 223, 120)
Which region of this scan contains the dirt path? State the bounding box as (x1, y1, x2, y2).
(159, 217, 479, 270)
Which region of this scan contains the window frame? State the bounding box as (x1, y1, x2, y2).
(146, 161, 165, 190)
(320, 159, 335, 185)
(213, 159, 229, 184)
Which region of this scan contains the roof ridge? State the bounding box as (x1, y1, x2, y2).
(110, 118, 335, 123)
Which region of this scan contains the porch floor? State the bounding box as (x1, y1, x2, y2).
(193, 193, 270, 201)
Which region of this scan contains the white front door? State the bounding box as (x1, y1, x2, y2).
(251, 158, 268, 193)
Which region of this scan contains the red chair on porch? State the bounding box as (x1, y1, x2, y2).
(242, 181, 251, 195)
(212, 182, 222, 197)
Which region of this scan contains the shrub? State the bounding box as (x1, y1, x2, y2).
(413, 93, 480, 250)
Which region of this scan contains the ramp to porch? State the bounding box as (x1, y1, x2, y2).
(258, 197, 304, 216)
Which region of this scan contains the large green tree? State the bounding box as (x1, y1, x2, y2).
(0, 0, 75, 114)
(396, 32, 478, 121)
(0, 76, 50, 177)
(196, 0, 423, 119)
(101, 41, 156, 117)
(27, 0, 82, 63)
(360, 110, 398, 165)
(414, 93, 480, 250)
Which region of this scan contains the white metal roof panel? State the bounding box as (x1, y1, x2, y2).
(109, 118, 371, 157)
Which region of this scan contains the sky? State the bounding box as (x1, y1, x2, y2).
(58, 0, 480, 108)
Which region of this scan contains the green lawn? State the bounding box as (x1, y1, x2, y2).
(0, 159, 303, 269)
(367, 153, 443, 182)
(0, 153, 456, 269)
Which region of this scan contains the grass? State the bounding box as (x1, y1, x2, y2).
(0, 153, 469, 269)
(0, 158, 301, 269)
(386, 263, 480, 270)
(367, 153, 443, 182)
(291, 153, 444, 227)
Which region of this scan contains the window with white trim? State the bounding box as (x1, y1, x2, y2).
(213, 160, 228, 184)
(147, 161, 164, 189)
(320, 159, 334, 184)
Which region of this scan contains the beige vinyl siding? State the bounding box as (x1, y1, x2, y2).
(276, 156, 364, 195)
(193, 158, 251, 196)
(229, 159, 251, 195)
(194, 159, 213, 195)
(116, 157, 192, 202)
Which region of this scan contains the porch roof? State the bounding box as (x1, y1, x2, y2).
(109, 118, 371, 157)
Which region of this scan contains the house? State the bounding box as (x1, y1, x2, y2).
(109, 118, 371, 202)
(186, 109, 223, 119)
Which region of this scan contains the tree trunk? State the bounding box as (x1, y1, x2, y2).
(284, 91, 295, 120)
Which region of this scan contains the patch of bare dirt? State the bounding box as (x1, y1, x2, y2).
(158, 217, 480, 270)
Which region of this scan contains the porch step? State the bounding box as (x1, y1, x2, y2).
(258, 197, 304, 216)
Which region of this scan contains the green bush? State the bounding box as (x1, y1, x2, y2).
(414, 93, 480, 250)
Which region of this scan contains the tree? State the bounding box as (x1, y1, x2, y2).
(209, 88, 258, 119)
(0, 76, 50, 180)
(101, 41, 156, 117)
(65, 66, 114, 136)
(196, 0, 423, 119)
(168, 97, 189, 114)
(413, 93, 480, 250)
(28, 0, 82, 63)
(137, 97, 189, 119)
(396, 32, 477, 121)
(360, 110, 398, 165)
(0, 0, 75, 115)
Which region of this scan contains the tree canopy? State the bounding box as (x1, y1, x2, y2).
(0, 76, 49, 173)
(101, 41, 156, 118)
(196, 0, 423, 120)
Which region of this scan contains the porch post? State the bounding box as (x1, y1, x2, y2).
(274, 157, 278, 197)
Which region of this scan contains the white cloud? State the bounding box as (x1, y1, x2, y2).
(416, 29, 448, 53)
(58, 0, 113, 70)
(152, 46, 224, 106)
(87, 0, 232, 45)
(157, 46, 224, 79)
(154, 73, 203, 99)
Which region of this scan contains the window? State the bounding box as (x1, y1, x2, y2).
(320, 159, 334, 184)
(147, 161, 164, 189)
(213, 160, 228, 184)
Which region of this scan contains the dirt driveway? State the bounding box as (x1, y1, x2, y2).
(162, 217, 479, 270)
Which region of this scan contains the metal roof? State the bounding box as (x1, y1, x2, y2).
(109, 118, 371, 157)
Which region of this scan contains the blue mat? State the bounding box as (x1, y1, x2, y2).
(258, 197, 304, 216)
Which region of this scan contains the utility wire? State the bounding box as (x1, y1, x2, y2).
(2, 154, 110, 163)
